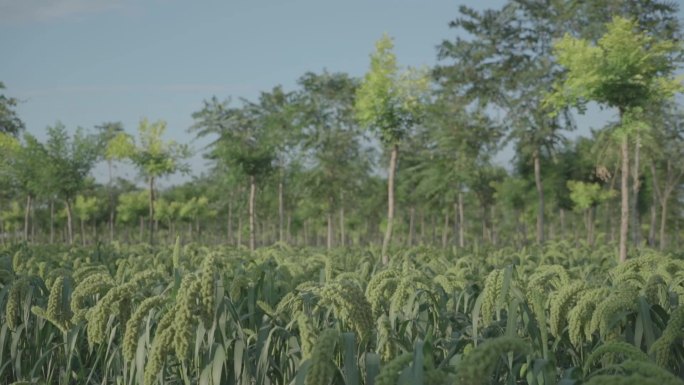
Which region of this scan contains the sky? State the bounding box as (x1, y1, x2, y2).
(1, 0, 680, 187)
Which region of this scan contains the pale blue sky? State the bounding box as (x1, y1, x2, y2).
(1, 0, 680, 186)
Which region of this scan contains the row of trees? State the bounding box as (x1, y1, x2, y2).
(1, 0, 683, 263)
(0, 120, 189, 245)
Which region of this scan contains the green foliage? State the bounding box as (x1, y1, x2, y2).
(649, 305, 684, 368)
(0, 201, 23, 232)
(549, 16, 683, 113)
(122, 294, 166, 361)
(116, 190, 148, 224)
(0, 82, 24, 136)
(355, 34, 430, 145)
(154, 197, 181, 223)
(567, 180, 615, 211)
(455, 336, 530, 385)
(374, 352, 412, 385)
(73, 195, 99, 222)
(0, 242, 683, 384)
(296, 71, 370, 214)
(44, 124, 100, 201)
(305, 328, 340, 385)
(191, 98, 275, 178)
(179, 196, 214, 223)
(108, 118, 189, 179)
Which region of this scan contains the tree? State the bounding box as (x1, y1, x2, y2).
(0, 132, 21, 241)
(648, 105, 684, 250)
(0, 82, 24, 136)
(108, 119, 189, 245)
(154, 197, 182, 242)
(355, 34, 430, 264)
(494, 176, 534, 245)
(0, 134, 48, 241)
(179, 196, 214, 239)
(567, 180, 615, 245)
(116, 190, 149, 242)
(0, 133, 20, 218)
(411, 97, 502, 248)
(470, 165, 506, 245)
(247, 86, 299, 244)
(572, 0, 681, 42)
(436, 1, 576, 245)
(297, 71, 369, 249)
(191, 99, 275, 251)
(44, 124, 100, 245)
(96, 121, 125, 242)
(0, 201, 22, 240)
(548, 16, 683, 262)
(15, 135, 49, 241)
(73, 195, 99, 246)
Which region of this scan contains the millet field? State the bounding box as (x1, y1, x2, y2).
(2, 241, 684, 385)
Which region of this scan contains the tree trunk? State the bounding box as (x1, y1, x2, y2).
(139, 216, 144, 242)
(148, 176, 155, 245)
(408, 206, 415, 246)
(326, 212, 333, 250)
(23, 194, 31, 242)
(458, 192, 465, 247)
(50, 200, 55, 244)
(381, 144, 398, 265)
(420, 209, 425, 245)
(237, 215, 243, 248)
(490, 205, 497, 246)
(649, 159, 683, 251)
(676, 215, 680, 249)
(608, 161, 619, 243)
(586, 207, 595, 246)
(92, 218, 97, 244)
(441, 209, 449, 248)
(227, 200, 233, 245)
(481, 205, 489, 243)
(30, 204, 35, 242)
(515, 210, 523, 246)
(572, 212, 579, 246)
(80, 218, 86, 246)
(287, 214, 292, 245)
(533, 150, 545, 244)
(65, 199, 74, 245)
(108, 159, 115, 242)
(559, 208, 566, 240)
(606, 201, 614, 242)
(262, 221, 266, 245)
(619, 134, 629, 263)
(249, 175, 256, 252)
(278, 179, 284, 243)
(522, 212, 529, 244)
(648, 185, 657, 247)
(303, 220, 309, 246)
(660, 191, 670, 250)
(431, 214, 437, 245)
(339, 207, 345, 247)
(631, 136, 641, 247)
(452, 202, 458, 246)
